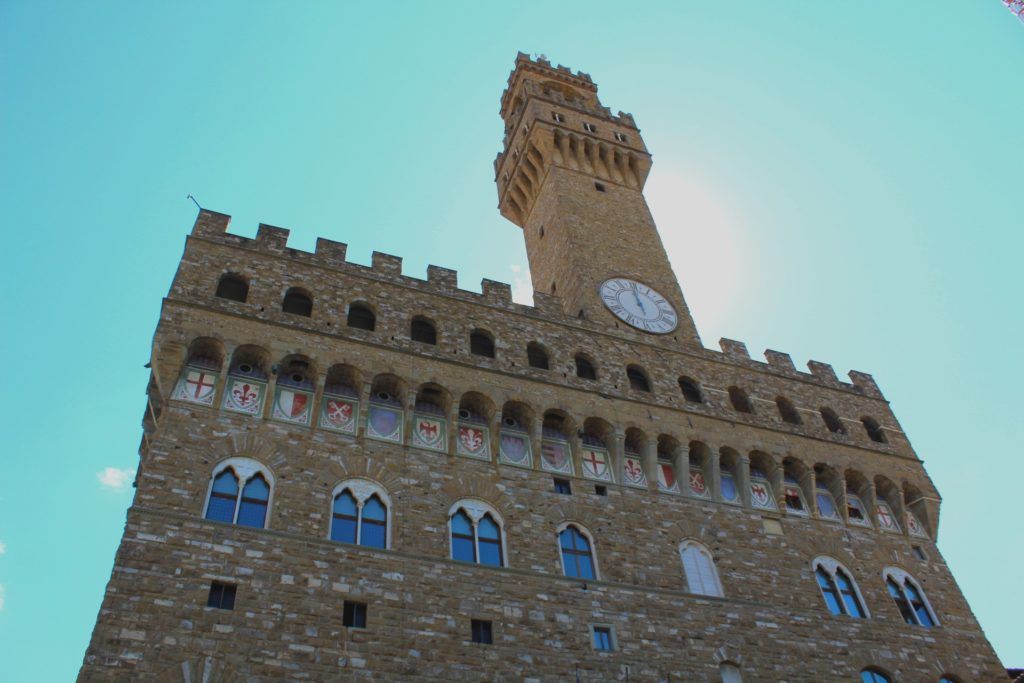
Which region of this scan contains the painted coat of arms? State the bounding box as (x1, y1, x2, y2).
(540, 439, 573, 475)
(622, 454, 646, 487)
(750, 481, 775, 510)
(907, 511, 927, 538)
(412, 415, 447, 452)
(173, 368, 217, 405)
(498, 430, 531, 467)
(272, 387, 312, 425)
(457, 425, 490, 460)
(876, 502, 901, 533)
(367, 404, 402, 443)
(222, 378, 265, 415)
(688, 467, 709, 498)
(580, 447, 611, 481)
(657, 462, 680, 493)
(320, 396, 358, 434)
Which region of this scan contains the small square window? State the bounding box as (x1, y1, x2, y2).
(592, 625, 615, 651)
(614, 132, 628, 142)
(343, 600, 367, 628)
(553, 478, 572, 495)
(912, 545, 927, 561)
(207, 581, 236, 610)
(594, 182, 606, 192)
(471, 619, 493, 644)
(552, 112, 565, 123)
(595, 485, 607, 496)
(583, 122, 597, 133)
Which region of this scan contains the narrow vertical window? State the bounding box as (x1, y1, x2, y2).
(680, 542, 723, 597)
(236, 474, 270, 528)
(477, 514, 503, 567)
(471, 619, 493, 644)
(451, 510, 477, 563)
(814, 558, 868, 619)
(887, 578, 917, 624)
(816, 567, 843, 615)
(836, 569, 866, 618)
(206, 581, 237, 610)
(205, 469, 239, 523)
(559, 526, 596, 579)
(592, 625, 614, 651)
(331, 491, 359, 544)
(883, 569, 937, 627)
(360, 495, 388, 549)
(342, 601, 367, 628)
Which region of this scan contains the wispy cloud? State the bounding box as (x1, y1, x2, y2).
(0, 540, 6, 555)
(0, 584, 5, 611)
(509, 263, 533, 305)
(97, 467, 136, 491)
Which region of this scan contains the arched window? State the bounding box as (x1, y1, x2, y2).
(526, 342, 549, 369)
(410, 316, 437, 345)
(626, 365, 650, 392)
(347, 302, 376, 331)
(559, 525, 596, 579)
(728, 386, 754, 413)
(860, 669, 891, 683)
(575, 354, 597, 380)
(282, 287, 313, 317)
(775, 396, 802, 424)
(814, 480, 841, 521)
(678, 376, 703, 403)
(820, 407, 845, 434)
(470, 329, 495, 358)
(329, 480, 390, 549)
(204, 458, 273, 529)
(215, 273, 248, 302)
(449, 500, 505, 567)
(939, 676, 962, 683)
(680, 541, 723, 597)
(862, 417, 886, 443)
(719, 662, 743, 683)
(813, 557, 867, 618)
(749, 461, 777, 511)
(884, 568, 937, 627)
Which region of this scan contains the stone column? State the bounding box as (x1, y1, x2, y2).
(708, 446, 722, 502)
(357, 380, 372, 440)
(611, 428, 625, 485)
(643, 439, 658, 492)
(737, 454, 752, 508)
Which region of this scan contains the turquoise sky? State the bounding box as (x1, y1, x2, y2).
(1, 2, 1021, 678)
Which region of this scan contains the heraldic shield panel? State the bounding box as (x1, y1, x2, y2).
(907, 510, 928, 538)
(622, 453, 647, 488)
(540, 438, 573, 475)
(457, 423, 490, 460)
(720, 471, 739, 503)
(173, 367, 218, 406)
(222, 377, 266, 416)
(688, 466, 710, 499)
(272, 386, 313, 426)
(319, 394, 359, 435)
(750, 477, 777, 511)
(367, 403, 403, 443)
(412, 413, 447, 452)
(657, 460, 680, 493)
(498, 429, 532, 468)
(875, 502, 902, 533)
(580, 446, 612, 482)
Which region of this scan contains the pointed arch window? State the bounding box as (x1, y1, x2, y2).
(204, 458, 273, 529)
(559, 525, 596, 579)
(860, 669, 891, 683)
(330, 480, 390, 549)
(449, 501, 505, 567)
(813, 557, 867, 618)
(884, 568, 937, 627)
(680, 541, 723, 597)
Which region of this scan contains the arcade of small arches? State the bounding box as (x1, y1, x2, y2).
(212, 273, 891, 446)
(171, 337, 935, 541)
(202, 457, 944, 637)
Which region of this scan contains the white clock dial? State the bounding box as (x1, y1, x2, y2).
(598, 278, 678, 334)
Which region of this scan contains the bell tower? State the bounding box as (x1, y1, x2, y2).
(495, 53, 701, 345)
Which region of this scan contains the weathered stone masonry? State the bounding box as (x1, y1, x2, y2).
(78, 53, 1005, 682)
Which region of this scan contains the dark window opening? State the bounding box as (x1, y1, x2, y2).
(862, 417, 886, 443)
(594, 182, 606, 192)
(678, 376, 703, 403)
(471, 619, 493, 644)
(410, 317, 437, 345)
(575, 355, 597, 380)
(728, 386, 754, 414)
(343, 600, 367, 628)
(583, 122, 597, 133)
(626, 365, 650, 392)
(527, 342, 549, 370)
(820, 407, 846, 434)
(347, 303, 376, 331)
(539, 225, 545, 238)
(207, 581, 236, 610)
(776, 397, 802, 425)
(595, 485, 607, 497)
(215, 274, 248, 302)
(912, 545, 927, 561)
(470, 330, 495, 358)
(282, 288, 312, 317)
(553, 478, 572, 495)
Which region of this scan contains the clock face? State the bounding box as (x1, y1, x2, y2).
(598, 278, 678, 334)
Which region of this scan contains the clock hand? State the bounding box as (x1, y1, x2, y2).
(633, 292, 646, 314)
